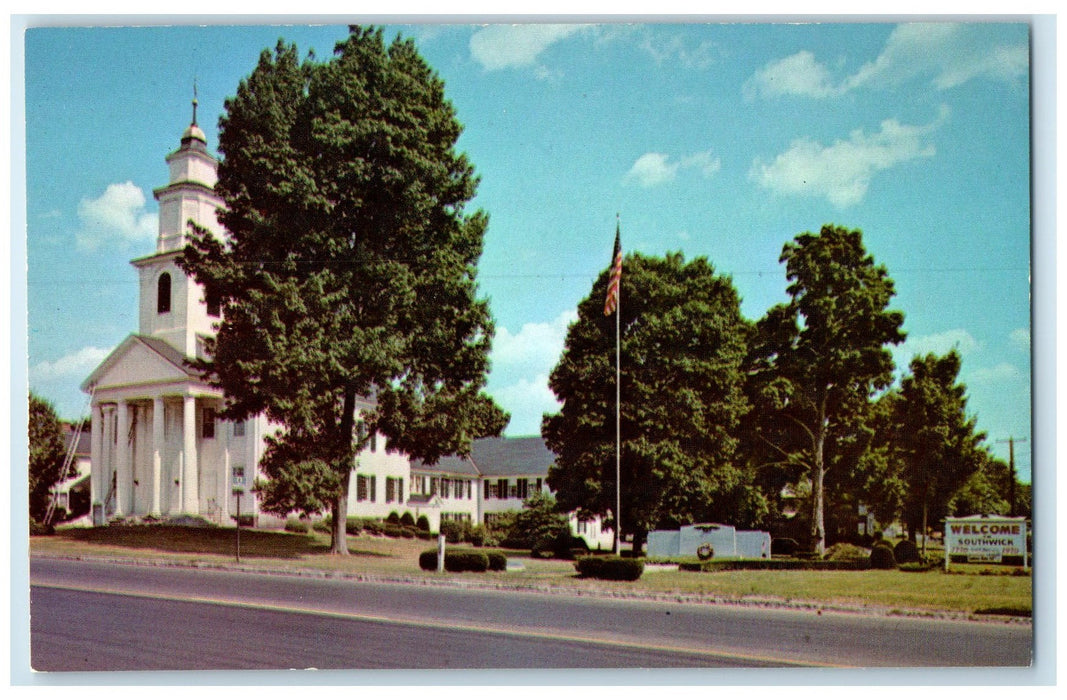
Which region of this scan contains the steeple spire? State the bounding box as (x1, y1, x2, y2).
(191, 78, 199, 127)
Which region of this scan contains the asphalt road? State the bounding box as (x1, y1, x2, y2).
(29, 558, 1032, 672)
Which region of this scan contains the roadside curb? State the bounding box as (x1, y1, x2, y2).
(31, 552, 1031, 626)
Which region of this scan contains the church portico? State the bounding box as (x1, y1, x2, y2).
(85, 386, 227, 524)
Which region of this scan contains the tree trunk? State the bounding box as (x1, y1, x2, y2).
(329, 388, 358, 556)
(810, 408, 827, 556)
(631, 527, 647, 558)
(330, 477, 350, 555)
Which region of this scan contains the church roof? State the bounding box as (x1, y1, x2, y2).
(81, 333, 200, 392)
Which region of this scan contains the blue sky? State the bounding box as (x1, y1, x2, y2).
(20, 21, 1034, 481)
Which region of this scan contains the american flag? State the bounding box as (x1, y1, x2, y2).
(603, 225, 622, 316)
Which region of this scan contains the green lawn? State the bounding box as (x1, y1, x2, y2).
(31, 525, 1032, 616)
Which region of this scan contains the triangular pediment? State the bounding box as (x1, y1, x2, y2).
(82, 335, 195, 392)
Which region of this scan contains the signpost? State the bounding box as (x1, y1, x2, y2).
(944, 515, 1028, 570)
(233, 467, 246, 564)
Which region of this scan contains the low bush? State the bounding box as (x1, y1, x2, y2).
(869, 544, 897, 570)
(771, 538, 799, 556)
(400, 512, 416, 528)
(400, 526, 417, 539)
(284, 518, 310, 534)
(381, 523, 404, 538)
(575, 555, 644, 581)
(898, 561, 935, 572)
(823, 543, 869, 561)
(679, 558, 870, 572)
(416, 515, 430, 532)
(386, 511, 400, 525)
(419, 548, 491, 573)
(345, 517, 363, 536)
(312, 519, 331, 533)
(893, 539, 921, 564)
(439, 520, 466, 543)
(485, 551, 508, 571)
(29, 519, 54, 536)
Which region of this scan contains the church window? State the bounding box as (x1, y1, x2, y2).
(233, 420, 245, 437)
(202, 407, 216, 439)
(157, 273, 172, 313)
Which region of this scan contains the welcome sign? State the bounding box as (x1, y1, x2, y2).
(944, 515, 1028, 568)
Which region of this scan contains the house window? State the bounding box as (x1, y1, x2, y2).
(536, 478, 543, 493)
(498, 479, 508, 499)
(441, 479, 451, 499)
(202, 408, 216, 439)
(157, 273, 172, 314)
(484, 481, 491, 499)
(385, 477, 396, 503)
(233, 420, 245, 437)
(517, 479, 529, 500)
(205, 288, 221, 317)
(357, 475, 368, 502)
(369, 475, 376, 503)
(398, 479, 403, 504)
(370, 432, 378, 452)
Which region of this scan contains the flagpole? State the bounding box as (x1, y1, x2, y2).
(614, 215, 622, 557)
(615, 258, 621, 556)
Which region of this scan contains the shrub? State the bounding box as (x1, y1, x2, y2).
(824, 543, 869, 561)
(345, 517, 363, 536)
(284, 518, 310, 534)
(29, 519, 54, 536)
(386, 511, 400, 525)
(771, 538, 799, 556)
(362, 520, 383, 535)
(418, 549, 490, 573)
(400, 526, 417, 539)
(400, 512, 415, 528)
(382, 523, 403, 538)
(485, 551, 508, 571)
(575, 555, 644, 581)
(869, 544, 897, 570)
(440, 520, 465, 543)
(312, 518, 331, 533)
(416, 515, 430, 532)
(468, 524, 487, 547)
(894, 539, 921, 564)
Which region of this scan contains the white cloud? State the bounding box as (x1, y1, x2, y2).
(639, 34, 718, 69)
(970, 363, 1022, 384)
(894, 328, 980, 369)
(492, 309, 577, 376)
(743, 50, 842, 100)
(1009, 328, 1030, 352)
(626, 150, 721, 188)
(744, 24, 1028, 101)
(30, 346, 111, 382)
(749, 110, 944, 207)
(493, 375, 561, 437)
(76, 181, 157, 250)
(469, 24, 591, 72)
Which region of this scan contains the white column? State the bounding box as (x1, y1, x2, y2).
(151, 396, 164, 516)
(114, 401, 128, 517)
(182, 395, 199, 513)
(89, 403, 103, 523)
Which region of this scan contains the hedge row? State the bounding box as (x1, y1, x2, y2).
(679, 558, 872, 572)
(419, 548, 508, 573)
(574, 556, 644, 581)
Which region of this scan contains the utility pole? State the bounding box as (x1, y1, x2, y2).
(996, 436, 1027, 516)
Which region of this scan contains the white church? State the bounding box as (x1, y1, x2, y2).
(80, 105, 614, 550)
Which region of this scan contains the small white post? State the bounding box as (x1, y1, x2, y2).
(437, 533, 446, 573)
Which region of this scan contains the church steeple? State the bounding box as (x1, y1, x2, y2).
(180, 81, 208, 152)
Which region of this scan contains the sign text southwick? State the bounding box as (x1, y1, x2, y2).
(944, 515, 1029, 569)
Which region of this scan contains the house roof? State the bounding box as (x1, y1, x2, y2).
(410, 436, 556, 479)
(62, 424, 90, 456)
(470, 436, 555, 477)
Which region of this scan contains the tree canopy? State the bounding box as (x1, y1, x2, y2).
(180, 27, 507, 553)
(543, 251, 751, 552)
(29, 392, 70, 524)
(747, 225, 905, 553)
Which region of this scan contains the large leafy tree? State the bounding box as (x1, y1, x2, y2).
(543, 252, 751, 553)
(29, 392, 71, 524)
(748, 225, 905, 554)
(895, 351, 987, 543)
(180, 27, 507, 554)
